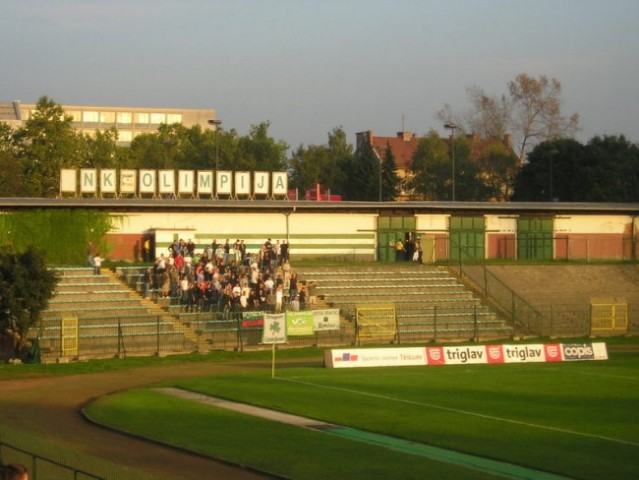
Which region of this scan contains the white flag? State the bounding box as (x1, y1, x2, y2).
(262, 313, 287, 344)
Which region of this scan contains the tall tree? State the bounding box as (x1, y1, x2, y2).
(437, 73, 579, 164)
(344, 138, 379, 201)
(12, 96, 86, 197)
(380, 144, 401, 201)
(410, 130, 450, 200)
(508, 73, 580, 163)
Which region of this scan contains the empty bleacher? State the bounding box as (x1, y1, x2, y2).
(295, 265, 511, 343)
(39, 268, 194, 361)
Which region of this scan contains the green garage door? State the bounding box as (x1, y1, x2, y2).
(518, 217, 554, 260)
(377, 216, 416, 262)
(449, 216, 485, 261)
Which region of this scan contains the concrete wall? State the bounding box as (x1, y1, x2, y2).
(104, 211, 639, 262)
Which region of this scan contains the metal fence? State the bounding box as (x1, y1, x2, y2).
(448, 257, 544, 337)
(38, 314, 195, 360)
(0, 439, 103, 480)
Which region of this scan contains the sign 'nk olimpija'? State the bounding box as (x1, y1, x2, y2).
(60, 169, 289, 198)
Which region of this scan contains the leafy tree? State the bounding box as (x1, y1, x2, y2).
(478, 144, 519, 201)
(582, 135, 639, 202)
(84, 127, 125, 168)
(410, 130, 450, 200)
(236, 121, 289, 171)
(12, 96, 87, 197)
(410, 131, 488, 201)
(343, 138, 379, 201)
(0, 246, 58, 359)
(288, 127, 351, 196)
(380, 144, 401, 201)
(513, 139, 587, 201)
(0, 122, 22, 197)
(513, 136, 639, 202)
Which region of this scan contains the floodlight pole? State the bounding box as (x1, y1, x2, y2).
(444, 123, 457, 201)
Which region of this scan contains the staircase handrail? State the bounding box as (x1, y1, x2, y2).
(448, 241, 543, 335)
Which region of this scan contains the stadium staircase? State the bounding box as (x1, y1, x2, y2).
(39, 268, 195, 361)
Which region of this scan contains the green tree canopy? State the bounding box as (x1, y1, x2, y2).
(288, 127, 352, 196)
(380, 144, 401, 201)
(0, 246, 58, 358)
(12, 96, 87, 197)
(512, 136, 639, 202)
(343, 137, 379, 201)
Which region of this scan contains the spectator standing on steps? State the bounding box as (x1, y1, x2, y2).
(394, 239, 405, 262)
(93, 253, 102, 275)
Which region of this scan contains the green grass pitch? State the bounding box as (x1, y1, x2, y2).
(84, 350, 639, 480)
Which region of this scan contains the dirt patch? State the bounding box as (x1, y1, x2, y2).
(0, 360, 308, 479)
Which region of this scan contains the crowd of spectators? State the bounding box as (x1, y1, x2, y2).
(145, 238, 316, 315)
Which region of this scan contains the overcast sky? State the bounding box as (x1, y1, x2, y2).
(2, 0, 638, 150)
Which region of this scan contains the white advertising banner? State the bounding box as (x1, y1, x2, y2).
(60, 169, 76, 193)
(158, 170, 175, 195)
(272, 171, 288, 196)
(253, 171, 269, 195)
(120, 169, 137, 194)
(235, 171, 251, 196)
(328, 347, 428, 368)
(197, 171, 213, 195)
(325, 343, 609, 369)
(100, 169, 117, 194)
(313, 309, 341, 331)
(60, 168, 289, 197)
(216, 170, 233, 195)
(139, 170, 156, 194)
(178, 170, 195, 196)
(80, 169, 98, 193)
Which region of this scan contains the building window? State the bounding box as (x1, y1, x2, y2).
(118, 130, 133, 142)
(82, 111, 99, 123)
(66, 110, 81, 121)
(135, 112, 149, 124)
(150, 112, 166, 124)
(116, 112, 132, 124)
(99, 111, 115, 123)
(166, 113, 182, 124)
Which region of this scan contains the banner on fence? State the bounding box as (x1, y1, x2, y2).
(325, 342, 608, 368)
(242, 311, 264, 328)
(262, 313, 287, 344)
(286, 311, 315, 336)
(312, 309, 340, 331)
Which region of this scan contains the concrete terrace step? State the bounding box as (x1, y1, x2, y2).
(323, 290, 476, 300)
(318, 283, 465, 291)
(43, 306, 155, 318)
